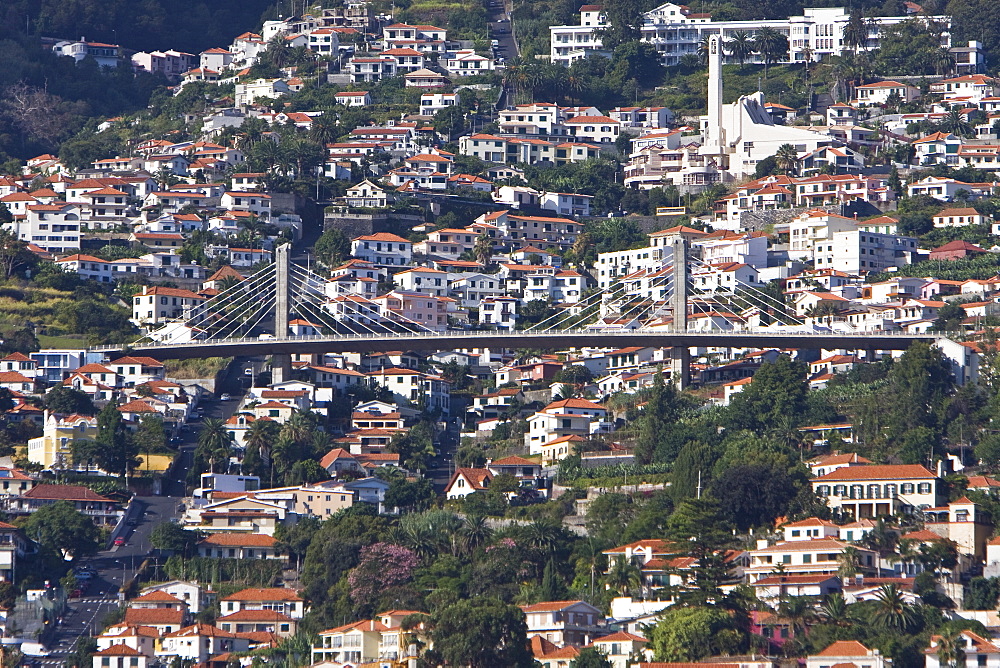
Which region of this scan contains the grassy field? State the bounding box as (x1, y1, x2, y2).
(163, 357, 232, 379)
(36, 334, 87, 349)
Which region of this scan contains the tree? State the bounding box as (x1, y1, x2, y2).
(604, 555, 642, 597)
(149, 522, 199, 557)
(648, 605, 748, 661)
(433, 106, 466, 141)
(727, 355, 808, 432)
(134, 415, 166, 469)
(197, 418, 232, 473)
(429, 598, 535, 668)
(571, 648, 613, 668)
(712, 463, 797, 531)
(314, 227, 351, 267)
(347, 542, 418, 611)
(670, 441, 714, 504)
(0, 229, 36, 278)
(939, 110, 973, 137)
(22, 500, 100, 560)
(871, 583, 919, 632)
(936, 630, 967, 668)
(754, 27, 788, 78)
(843, 11, 870, 55)
(726, 31, 755, 68)
(665, 497, 732, 602)
(43, 386, 96, 415)
(773, 144, 800, 175)
(884, 341, 952, 441)
(96, 401, 139, 478)
(594, 0, 645, 49)
(635, 371, 683, 464)
(473, 233, 493, 266)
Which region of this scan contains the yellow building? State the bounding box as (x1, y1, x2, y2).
(27, 412, 98, 469)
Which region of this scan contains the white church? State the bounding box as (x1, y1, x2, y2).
(624, 35, 841, 189)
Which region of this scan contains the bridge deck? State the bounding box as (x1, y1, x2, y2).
(90, 329, 946, 360)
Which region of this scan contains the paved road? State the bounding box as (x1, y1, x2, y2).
(489, 0, 517, 63)
(42, 495, 178, 664)
(40, 368, 254, 664)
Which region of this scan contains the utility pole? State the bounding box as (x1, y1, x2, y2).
(696, 470, 702, 499)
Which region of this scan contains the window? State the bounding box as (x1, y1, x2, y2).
(918, 482, 932, 494)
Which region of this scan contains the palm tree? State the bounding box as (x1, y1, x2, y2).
(871, 583, 918, 632)
(774, 143, 799, 175)
(605, 555, 643, 597)
(939, 109, 973, 137)
(281, 410, 313, 446)
(777, 595, 816, 638)
(245, 418, 277, 461)
(936, 630, 967, 668)
(697, 36, 713, 66)
(473, 233, 493, 266)
(459, 514, 493, 554)
(217, 275, 242, 292)
(819, 592, 853, 626)
(524, 519, 560, 556)
(800, 46, 814, 79)
(565, 74, 586, 104)
(837, 545, 861, 579)
(754, 27, 788, 79)
(310, 114, 340, 146)
(679, 53, 701, 71)
(198, 418, 232, 473)
(726, 31, 755, 68)
(843, 11, 869, 55)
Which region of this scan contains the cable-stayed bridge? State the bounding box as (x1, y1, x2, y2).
(91, 241, 946, 385)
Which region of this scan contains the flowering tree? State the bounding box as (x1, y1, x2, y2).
(348, 542, 419, 608)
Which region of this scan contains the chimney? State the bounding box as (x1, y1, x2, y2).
(756, 539, 769, 550)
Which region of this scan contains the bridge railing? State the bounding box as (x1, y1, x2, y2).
(88, 327, 955, 351)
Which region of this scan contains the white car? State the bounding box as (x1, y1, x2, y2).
(220, 393, 231, 401)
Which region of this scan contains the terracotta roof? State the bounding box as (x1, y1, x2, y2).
(23, 484, 113, 502)
(591, 631, 647, 644)
(132, 591, 184, 603)
(812, 464, 935, 482)
(816, 641, 875, 657)
(117, 400, 160, 413)
(447, 467, 493, 491)
(199, 533, 276, 547)
(163, 623, 240, 639)
(520, 600, 589, 612)
(93, 644, 143, 656)
(490, 456, 538, 467)
(543, 398, 606, 411)
(124, 608, 185, 625)
(217, 610, 293, 622)
(810, 453, 872, 466)
(220, 588, 303, 602)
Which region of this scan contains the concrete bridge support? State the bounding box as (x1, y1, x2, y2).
(272, 243, 292, 385)
(671, 237, 690, 390)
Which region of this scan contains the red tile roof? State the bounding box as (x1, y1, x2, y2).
(23, 484, 113, 502)
(199, 533, 276, 547)
(124, 608, 185, 625)
(812, 465, 935, 482)
(220, 588, 302, 602)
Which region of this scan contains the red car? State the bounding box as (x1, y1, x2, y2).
(114, 537, 125, 546)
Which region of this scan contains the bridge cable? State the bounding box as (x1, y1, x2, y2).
(288, 265, 436, 335)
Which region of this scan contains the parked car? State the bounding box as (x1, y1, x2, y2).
(220, 393, 231, 401)
(114, 537, 126, 546)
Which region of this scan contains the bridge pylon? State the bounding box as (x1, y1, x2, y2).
(670, 237, 690, 390)
(271, 243, 292, 384)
